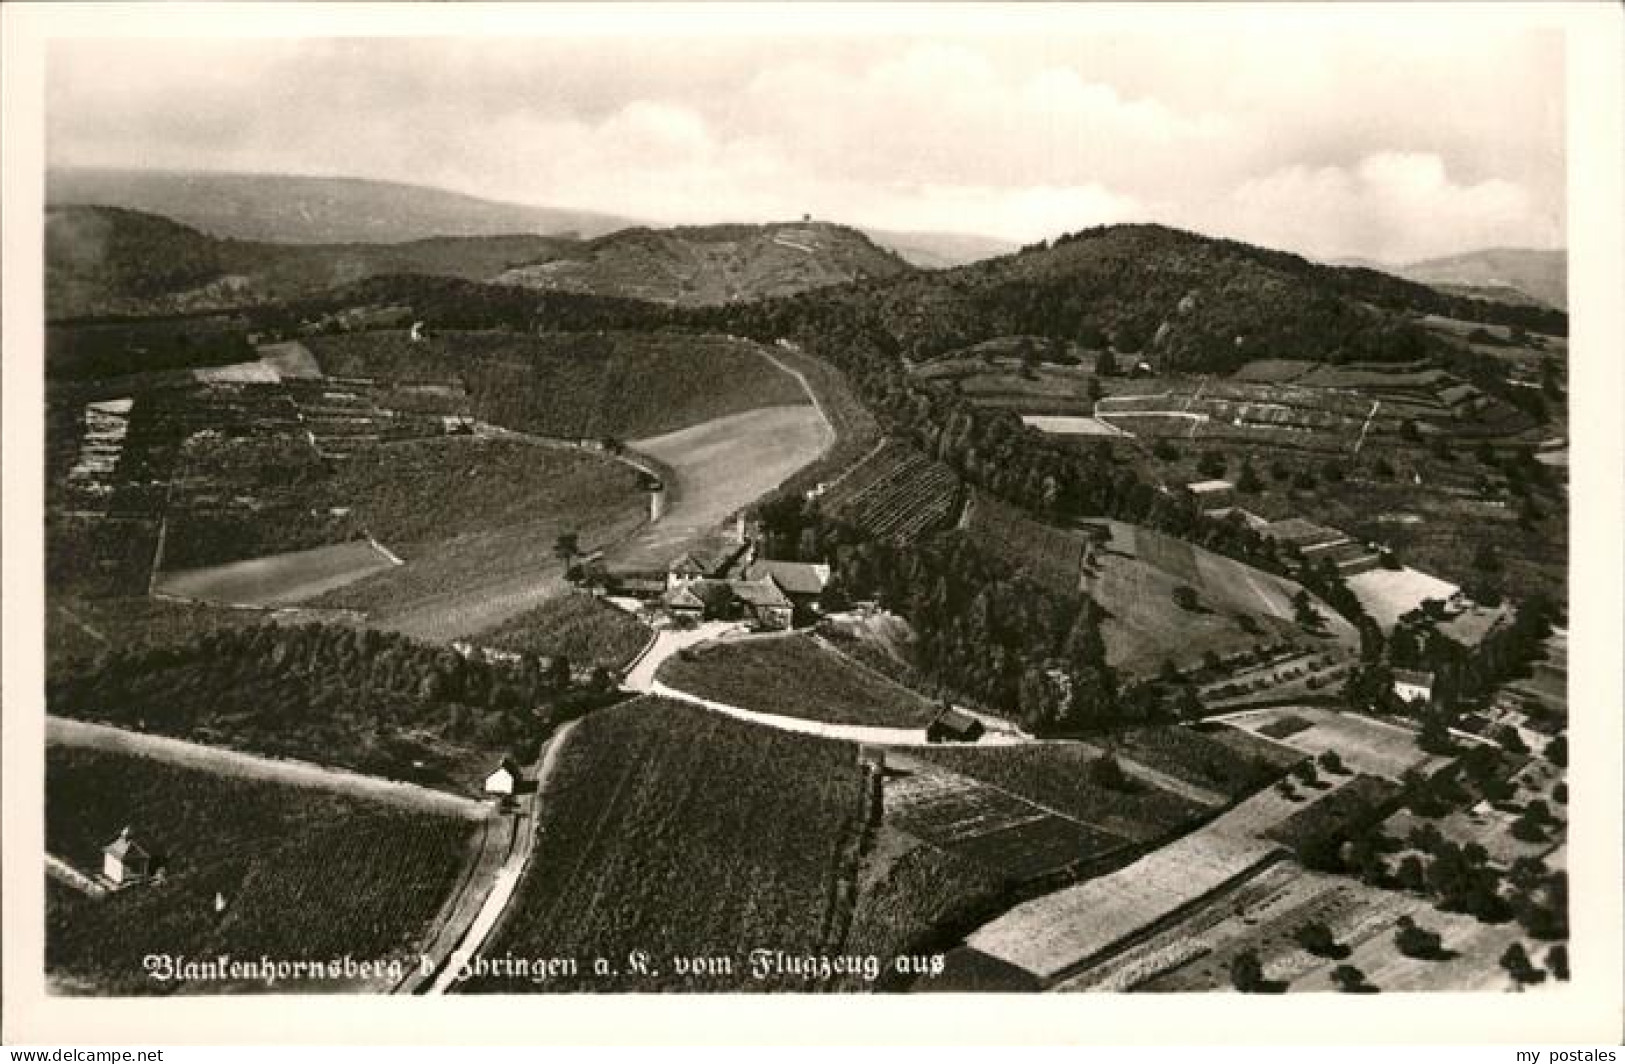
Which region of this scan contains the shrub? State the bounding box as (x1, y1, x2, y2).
(1087, 752, 1134, 792)
(1395, 920, 1444, 959)
(1229, 950, 1266, 993)
(1510, 815, 1547, 843)
(1331, 964, 1374, 993)
(1499, 942, 1544, 985)
(1294, 922, 1343, 958)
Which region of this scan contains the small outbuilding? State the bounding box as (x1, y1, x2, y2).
(926, 707, 985, 745)
(484, 757, 523, 797)
(101, 827, 152, 887)
(1392, 668, 1437, 707)
(1185, 479, 1236, 512)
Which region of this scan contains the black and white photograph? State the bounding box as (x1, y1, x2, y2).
(3, 0, 1621, 1046)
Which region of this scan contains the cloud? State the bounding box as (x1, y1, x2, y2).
(1222, 152, 1555, 263)
(44, 31, 1563, 258)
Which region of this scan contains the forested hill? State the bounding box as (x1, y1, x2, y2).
(745, 223, 1565, 371)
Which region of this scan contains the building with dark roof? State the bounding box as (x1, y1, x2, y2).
(744, 559, 831, 621)
(727, 578, 794, 630)
(926, 707, 986, 744)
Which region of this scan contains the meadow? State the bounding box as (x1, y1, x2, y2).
(963, 501, 1355, 679)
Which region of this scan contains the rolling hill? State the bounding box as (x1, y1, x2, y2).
(45, 206, 913, 319)
(45, 205, 571, 319)
(48, 167, 636, 244)
(491, 221, 914, 306)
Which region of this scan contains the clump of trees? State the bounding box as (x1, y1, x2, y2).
(1394, 915, 1446, 959)
(758, 497, 1144, 735)
(1331, 964, 1376, 993)
(1294, 921, 1346, 959)
(1229, 950, 1267, 993)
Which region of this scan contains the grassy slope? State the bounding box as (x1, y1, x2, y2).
(311, 439, 645, 618)
(468, 698, 865, 991)
(46, 746, 475, 995)
(657, 634, 940, 728)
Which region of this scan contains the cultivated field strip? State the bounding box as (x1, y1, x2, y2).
(884, 759, 1133, 883)
(152, 538, 399, 607)
(817, 439, 961, 540)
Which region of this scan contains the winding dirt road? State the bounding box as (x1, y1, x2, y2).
(427, 720, 579, 995)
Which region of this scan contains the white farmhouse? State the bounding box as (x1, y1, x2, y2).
(484, 757, 523, 797)
(101, 827, 152, 887)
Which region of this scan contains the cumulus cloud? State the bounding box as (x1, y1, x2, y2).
(1222, 152, 1554, 263)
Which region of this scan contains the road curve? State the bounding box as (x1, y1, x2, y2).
(626, 624, 1030, 747)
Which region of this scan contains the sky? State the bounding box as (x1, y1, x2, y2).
(45, 15, 1566, 263)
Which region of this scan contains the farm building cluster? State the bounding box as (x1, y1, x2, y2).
(590, 522, 834, 632)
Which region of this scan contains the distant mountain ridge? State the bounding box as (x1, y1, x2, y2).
(1328, 247, 1566, 311)
(1396, 248, 1566, 311)
(862, 228, 1018, 269)
(48, 167, 638, 244)
(48, 166, 1013, 271)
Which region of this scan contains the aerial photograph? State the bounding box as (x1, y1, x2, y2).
(30, 10, 1580, 1002)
